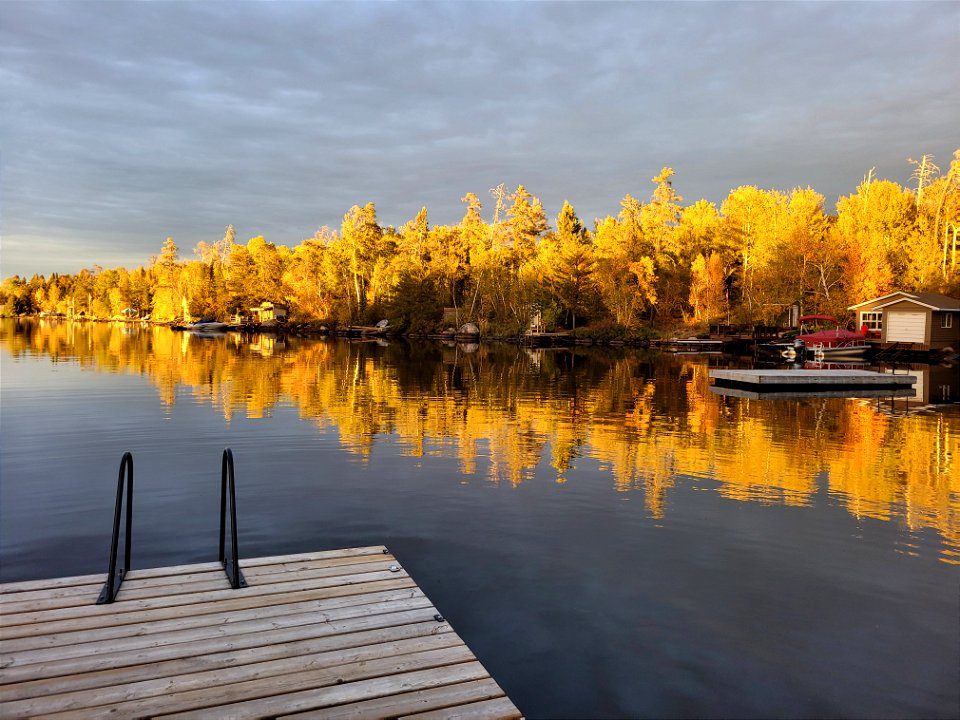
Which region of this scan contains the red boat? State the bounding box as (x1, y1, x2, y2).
(794, 315, 869, 358)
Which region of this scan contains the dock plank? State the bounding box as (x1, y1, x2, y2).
(0, 546, 388, 596)
(1, 567, 413, 628)
(0, 557, 400, 613)
(2, 621, 452, 703)
(280, 678, 507, 719)
(3, 587, 425, 653)
(43, 646, 478, 720)
(2, 633, 463, 717)
(2, 607, 444, 682)
(0, 552, 394, 607)
(1, 578, 417, 640)
(158, 661, 492, 720)
(0, 549, 520, 719)
(3, 595, 435, 667)
(403, 695, 524, 719)
(1, 563, 405, 618)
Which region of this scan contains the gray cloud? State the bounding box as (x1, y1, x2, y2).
(1, 1, 957, 277)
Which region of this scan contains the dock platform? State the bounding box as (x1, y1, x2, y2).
(0, 546, 521, 719)
(709, 369, 916, 397)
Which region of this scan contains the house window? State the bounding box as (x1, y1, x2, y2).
(861, 311, 883, 333)
(941, 314, 954, 329)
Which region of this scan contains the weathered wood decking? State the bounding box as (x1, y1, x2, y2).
(0, 546, 521, 719)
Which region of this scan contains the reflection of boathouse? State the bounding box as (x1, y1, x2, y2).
(249, 334, 286, 356)
(849, 292, 960, 351)
(876, 363, 960, 410)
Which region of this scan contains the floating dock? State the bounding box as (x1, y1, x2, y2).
(709, 369, 916, 399)
(521, 331, 571, 347)
(0, 546, 521, 719)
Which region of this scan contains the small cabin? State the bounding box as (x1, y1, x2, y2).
(848, 292, 960, 350)
(249, 302, 288, 325)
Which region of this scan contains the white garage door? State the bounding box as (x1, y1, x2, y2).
(886, 311, 926, 344)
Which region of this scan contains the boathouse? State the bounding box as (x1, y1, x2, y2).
(249, 301, 288, 325)
(848, 292, 960, 351)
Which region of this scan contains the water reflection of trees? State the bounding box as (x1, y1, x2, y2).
(3, 319, 958, 563)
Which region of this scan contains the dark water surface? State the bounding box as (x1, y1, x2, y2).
(2, 319, 958, 718)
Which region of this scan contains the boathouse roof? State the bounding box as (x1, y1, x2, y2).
(849, 291, 960, 312)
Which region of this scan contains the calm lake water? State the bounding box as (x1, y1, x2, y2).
(1, 318, 958, 719)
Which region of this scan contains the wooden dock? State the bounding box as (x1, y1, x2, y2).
(521, 331, 571, 347)
(0, 546, 521, 719)
(660, 338, 725, 354)
(710, 369, 917, 392)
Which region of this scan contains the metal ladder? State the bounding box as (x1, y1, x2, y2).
(97, 448, 246, 604)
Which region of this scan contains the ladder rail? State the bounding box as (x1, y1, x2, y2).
(97, 452, 133, 604)
(219, 448, 246, 589)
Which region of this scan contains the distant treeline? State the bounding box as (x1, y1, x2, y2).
(3, 152, 959, 333)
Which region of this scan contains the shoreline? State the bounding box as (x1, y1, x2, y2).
(6, 313, 957, 363)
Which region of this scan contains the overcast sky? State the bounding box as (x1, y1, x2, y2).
(1, 1, 957, 278)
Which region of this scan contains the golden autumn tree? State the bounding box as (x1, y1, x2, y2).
(640, 168, 685, 321)
(318, 230, 357, 324)
(540, 200, 597, 329)
(506, 185, 549, 265)
(151, 237, 183, 321)
(397, 207, 429, 271)
(593, 198, 658, 327)
(929, 150, 960, 285)
(907, 151, 960, 289)
(181, 259, 218, 319)
(459, 192, 492, 323)
(478, 185, 548, 331)
(246, 235, 288, 304)
(688, 252, 726, 322)
(677, 199, 723, 261)
(384, 233, 443, 333)
(836, 173, 914, 303)
(641, 168, 683, 258)
(593, 216, 635, 326)
(283, 232, 330, 319)
(225, 242, 258, 313)
(340, 202, 385, 319)
(719, 186, 788, 321)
